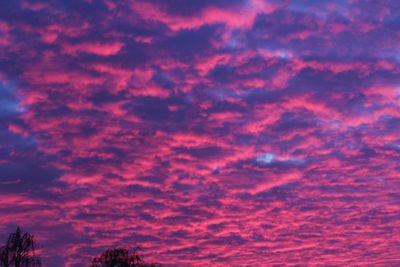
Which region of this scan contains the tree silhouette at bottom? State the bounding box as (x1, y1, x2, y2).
(0, 227, 41, 267)
(90, 247, 160, 267)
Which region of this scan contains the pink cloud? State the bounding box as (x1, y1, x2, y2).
(63, 42, 124, 56)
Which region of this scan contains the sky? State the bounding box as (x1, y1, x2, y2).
(0, 0, 400, 266)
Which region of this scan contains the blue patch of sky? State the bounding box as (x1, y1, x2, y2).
(213, 87, 249, 100)
(0, 82, 35, 149)
(286, 157, 306, 165)
(0, 82, 25, 118)
(223, 29, 248, 51)
(256, 152, 275, 163)
(288, 0, 350, 19)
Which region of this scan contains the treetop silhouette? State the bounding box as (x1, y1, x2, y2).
(1, 228, 162, 267)
(0, 227, 41, 267)
(90, 246, 161, 267)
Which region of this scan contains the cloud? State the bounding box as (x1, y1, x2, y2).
(0, 0, 400, 266)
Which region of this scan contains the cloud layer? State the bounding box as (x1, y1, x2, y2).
(1, 0, 400, 266)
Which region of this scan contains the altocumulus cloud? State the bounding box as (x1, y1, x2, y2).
(0, 0, 400, 266)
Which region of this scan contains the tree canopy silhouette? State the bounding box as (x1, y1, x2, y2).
(90, 246, 160, 267)
(0, 227, 41, 267)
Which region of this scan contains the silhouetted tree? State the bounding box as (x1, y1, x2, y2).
(90, 247, 160, 267)
(0, 227, 41, 267)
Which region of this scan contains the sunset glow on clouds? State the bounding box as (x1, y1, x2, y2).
(1, 0, 400, 266)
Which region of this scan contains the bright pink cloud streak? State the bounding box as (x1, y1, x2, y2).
(0, 0, 400, 266)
